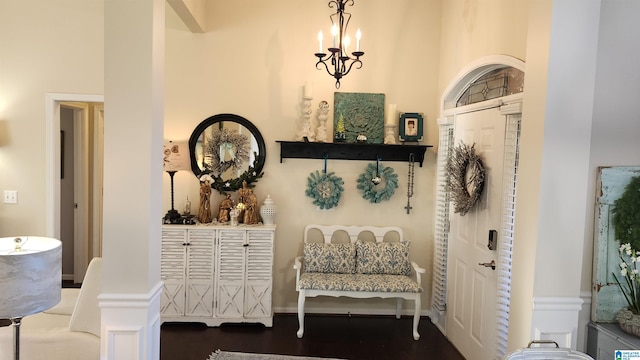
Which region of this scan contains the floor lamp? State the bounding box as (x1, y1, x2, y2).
(163, 141, 191, 223)
(0, 236, 62, 360)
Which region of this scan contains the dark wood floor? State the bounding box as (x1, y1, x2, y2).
(1, 313, 464, 359)
(160, 314, 465, 360)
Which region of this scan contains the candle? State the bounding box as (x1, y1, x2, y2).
(386, 104, 397, 126)
(331, 24, 338, 48)
(343, 35, 350, 55)
(304, 82, 313, 98)
(356, 28, 361, 51)
(317, 31, 323, 53)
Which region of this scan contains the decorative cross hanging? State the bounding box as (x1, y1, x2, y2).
(405, 153, 415, 214)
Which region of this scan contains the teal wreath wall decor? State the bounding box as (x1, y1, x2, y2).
(305, 170, 344, 209)
(356, 162, 398, 203)
(613, 176, 640, 250)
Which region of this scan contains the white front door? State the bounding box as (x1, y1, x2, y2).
(446, 107, 506, 360)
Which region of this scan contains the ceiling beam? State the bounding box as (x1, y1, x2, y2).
(167, 0, 206, 33)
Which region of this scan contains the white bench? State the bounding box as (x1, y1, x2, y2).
(293, 224, 425, 340)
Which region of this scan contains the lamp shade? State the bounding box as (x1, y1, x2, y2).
(0, 236, 62, 318)
(163, 141, 190, 172)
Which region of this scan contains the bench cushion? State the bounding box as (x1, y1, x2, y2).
(298, 273, 422, 293)
(356, 240, 411, 276)
(304, 243, 356, 274)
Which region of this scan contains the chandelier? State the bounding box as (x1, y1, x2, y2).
(314, 0, 364, 88)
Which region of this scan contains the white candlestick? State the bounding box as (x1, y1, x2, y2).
(356, 29, 361, 51)
(304, 82, 313, 98)
(317, 31, 323, 53)
(386, 104, 397, 126)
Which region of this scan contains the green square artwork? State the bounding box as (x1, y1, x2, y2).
(333, 92, 385, 144)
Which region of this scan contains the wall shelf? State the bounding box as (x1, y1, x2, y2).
(276, 141, 432, 167)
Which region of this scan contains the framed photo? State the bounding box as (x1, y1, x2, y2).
(399, 112, 424, 142)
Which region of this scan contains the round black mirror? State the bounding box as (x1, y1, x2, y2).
(188, 114, 266, 194)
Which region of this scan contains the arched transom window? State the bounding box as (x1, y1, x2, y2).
(456, 67, 524, 107)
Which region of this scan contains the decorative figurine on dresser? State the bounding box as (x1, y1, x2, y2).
(160, 113, 275, 327)
(198, 174, 214, 224)
(239, 181, 260, 225)
(217, 194, 233, 223)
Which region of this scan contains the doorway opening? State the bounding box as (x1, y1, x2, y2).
(46, 93, 104, 283)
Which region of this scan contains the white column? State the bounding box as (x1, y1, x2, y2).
(102, 0, 165, 359)
(509, 0, 601, 353)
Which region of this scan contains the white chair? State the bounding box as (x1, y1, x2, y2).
(0, 257, 102, 360)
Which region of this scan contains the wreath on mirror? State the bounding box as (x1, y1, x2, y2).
(613, 176, 640, 250)
(208, 154, 265, 195)
(356, 162, 398, 203)
(204, 128, 250, 175)
(446, 141, 485, 216)
(305, 170, 344, 209)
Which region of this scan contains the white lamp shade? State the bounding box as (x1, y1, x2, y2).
(0, 236, 62, 318)
(163, 141, 191, 172)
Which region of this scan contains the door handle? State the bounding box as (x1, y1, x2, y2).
(478, 260, 496, 270)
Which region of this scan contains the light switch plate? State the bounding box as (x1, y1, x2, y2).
(4, 190, 17, 204)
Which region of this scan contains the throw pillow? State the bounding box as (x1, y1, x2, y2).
(303, 242, 356, 274)
(356, 240, 411, 275)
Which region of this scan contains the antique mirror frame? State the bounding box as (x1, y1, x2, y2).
(188, 113, 266, 194)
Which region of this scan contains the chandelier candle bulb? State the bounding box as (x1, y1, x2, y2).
(343, 35, 350, 55)
(331, 24, 338, 48)
(317, 31, 323, 53)
(356, 28, 361, 51)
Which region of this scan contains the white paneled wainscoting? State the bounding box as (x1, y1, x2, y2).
(531, 296, 585, 351)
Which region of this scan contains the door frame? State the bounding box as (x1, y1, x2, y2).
(60, 101, 90, 283)
(46, 93, 104, 282)
(431, 55, 525, 357)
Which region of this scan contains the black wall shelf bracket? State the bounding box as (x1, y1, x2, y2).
(277, 141, 432, 167)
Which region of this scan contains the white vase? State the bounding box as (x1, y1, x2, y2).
(260, 195, 277, 225)
(229, 209, 239, 226)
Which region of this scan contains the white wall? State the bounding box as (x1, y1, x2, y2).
(507, 0, 552, 347)
(579, 0, 640, 344)
(0, 0, 104, 235)
(163, 0, 443, 313)
(585, 0, 640, 286)
(437, 0, 528, 96)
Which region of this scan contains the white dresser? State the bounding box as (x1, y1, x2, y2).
(160, 224, 275, 327)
